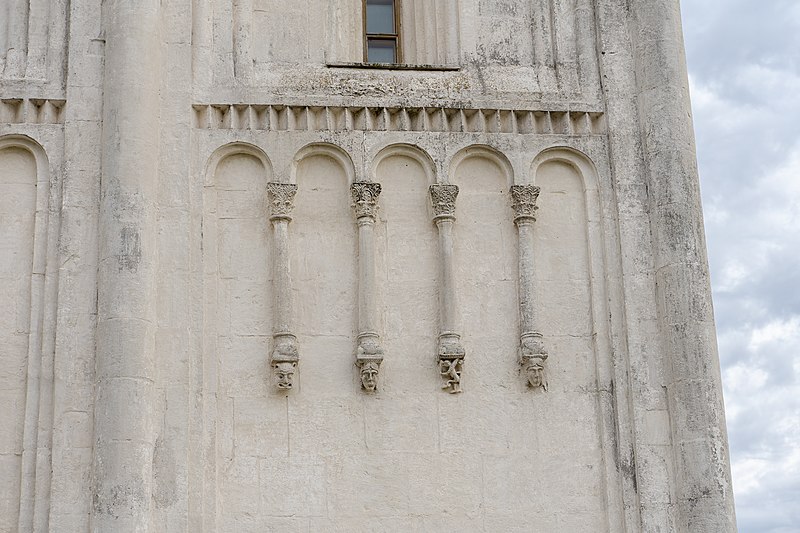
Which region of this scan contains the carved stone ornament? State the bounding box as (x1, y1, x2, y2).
(271, 334, 299, 390)
(266, 182, 298, 220)
(429, 184, 459, 220)
(351, 182, 382, 220)
(438, 334, 465, 394)
(520, 332, 548, 391)
(358, 360, 381, 392)
(356, 334, 384, 392)
(510, 184, 541, 223)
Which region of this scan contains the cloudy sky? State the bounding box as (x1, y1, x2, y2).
(680, 1, 800, 531)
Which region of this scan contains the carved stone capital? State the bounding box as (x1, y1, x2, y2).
(520, 332, 547, 391)
(267, 182, 298, 221)
(437, 333, 465, 394)
(429, 184, 459, 221)
(510, 185, 541, 223)
(351, 181, 382, 221)
(271, 333, 299, 390)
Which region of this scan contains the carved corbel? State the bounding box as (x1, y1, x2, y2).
(511, 185, 548, 390)
(267, 182, 299, 390)
(351, 182, 384, 392)
(430, 184, 465, 394)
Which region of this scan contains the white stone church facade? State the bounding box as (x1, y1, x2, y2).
(0, 0, 737, 531)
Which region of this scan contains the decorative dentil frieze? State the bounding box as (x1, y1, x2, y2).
(510, 185, 541, 223)
(350, 182, 382, 221)
(429, 184, 459, 220)
(192, 104, 606, 136)
(0, 98, 66, 125)
(267, 182, 297, 221)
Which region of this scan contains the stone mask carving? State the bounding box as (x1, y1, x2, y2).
(523, 359, 547, 391)
(274, 361, 297, 390)
(359, 361, 381, 392)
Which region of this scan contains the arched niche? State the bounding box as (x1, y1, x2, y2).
(204, 142, 273, 188)
(530, 146, 599, 192)
(448, 144, 517, 392)
(523, 146, 613, 528)
(448, 144, 514, 187)
(292, 142, 356, 185)
(0, 135, 51, 532)
(529, 146, 602, 380)
(201, 142, 278, 530)
(289, 142, 357, 391)
(370, 143, 436, 184)
(371, 143, 439, 393)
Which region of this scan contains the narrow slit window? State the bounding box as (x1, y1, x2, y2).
(364, 0, 400, 63)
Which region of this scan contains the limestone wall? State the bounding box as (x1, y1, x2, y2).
(0, 0, 736, 531)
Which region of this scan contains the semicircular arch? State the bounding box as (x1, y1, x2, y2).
(204, 142, 273, 184)
(448, 144, 514, 187)
(0, 134, 49, 184)
(370, 143, 436, 184)
(530, 146, 600, 192)
(292, 142, 356, 184)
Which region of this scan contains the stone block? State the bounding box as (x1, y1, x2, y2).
(218, 335, 270, 397)
(228, 281, 272, 336)
(217, 217, 269, 281)
(288, 396, 365, 456)
(405, 452, 483, 517)
(294, 335, 356, 395)
(325, 453, 410, 519)
(259, 455, 326, 517)
(219, 456, 260, 517)
(364, 395, 439, 453)
(233, 396, 289, 457)
(438, 394, 514, 454)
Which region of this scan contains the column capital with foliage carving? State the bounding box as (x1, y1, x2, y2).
(510, 184, 540, 224)
(429, 184, 459, 221)
(267, 182, 298, 221)
(351, 181, 382, 221)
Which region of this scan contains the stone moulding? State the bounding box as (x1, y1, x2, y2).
(192, 104, 606, 135)
(430, 184, 465, 393)
(267, 182, 299, 390)
(0, 98, 66, 124)
(350, 181, 384, 392)
(511, 185, 548, 391)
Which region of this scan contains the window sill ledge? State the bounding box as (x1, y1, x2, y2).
(326, 62, 460, 72)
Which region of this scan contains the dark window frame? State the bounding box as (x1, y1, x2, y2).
(363, 0, 402, 64)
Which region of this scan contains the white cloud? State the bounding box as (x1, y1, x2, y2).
(748, 316, 800, 353)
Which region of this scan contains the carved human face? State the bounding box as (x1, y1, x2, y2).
(360, 362, 380, 392)
(274, 362, 296, 389)
(525, 363, 545, 389)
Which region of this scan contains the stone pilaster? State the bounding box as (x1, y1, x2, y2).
(430, 184, 465, 394)
(511, 185, 548, 391)
(351, 182, 384, 392)
(92, 1, 162, 530)
(267, 183, 299, 390)
(628, 2, 736, 529)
